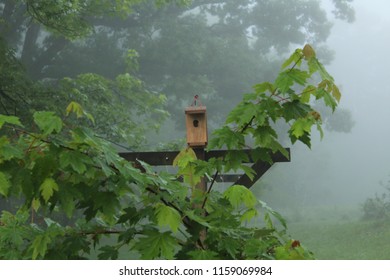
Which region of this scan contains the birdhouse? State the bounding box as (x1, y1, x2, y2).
(185, 105, 208, 147)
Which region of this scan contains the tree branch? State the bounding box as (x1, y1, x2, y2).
(201, 171, 218, 209)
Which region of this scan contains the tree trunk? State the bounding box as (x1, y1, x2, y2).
(20, 22, 40, 76)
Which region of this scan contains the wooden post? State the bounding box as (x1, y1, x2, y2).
(185, 100, 208, 195)
(185, 99, 208, 245)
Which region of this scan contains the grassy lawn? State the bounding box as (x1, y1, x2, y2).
(288, 219, 390, 259)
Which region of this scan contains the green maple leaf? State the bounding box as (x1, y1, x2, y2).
(253, 125, 278, 148)
(240, 165, 256, 181)
(33, 111, 63, 135)
(187, 249, 219, 260)
(59, 190, 75, 218)
(133, 231, 178, 259)
(31, 234, 51, 260)
(154, 203, 181, 232)
(253, 82, 275, 94)
(173, 147, 201, 187)
(322, 90, 338, 111)
(243, 239, 265, 258)
(98, 245, 119, 260)
(59, 151, 88, 174)
(287, 69, 310, 86)
(0, 114, 23, 129)
(0, 172, 11, 196)
(219, 237, 241, 258)
(274, 71, 294, 93)
(282, 100, 311, 122)
(275, 69, 309, 93)
(281, 49, 302, 69)
(224, 150, 249, 172)
(223, 185, 257, 209)
(173, 147, 197, 167)
(289, 118, 314, 138)
(300, 85, 316, 103)
(0, 138, 23, 161)
(66, 101, 84, 118)
(40, 178, 59, 203)
(240, 208, 258, 223)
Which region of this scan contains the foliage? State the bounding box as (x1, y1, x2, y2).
(0, 26, 168, 150)
(1, 0, 345, 261)
(0, 44, 341, 259)
(362, 180, 390, 220)
(18, 0, 191, 39)
(1, 0, 355, 134)
(209, 44, 340, 157)
(362, 194, 390, 220)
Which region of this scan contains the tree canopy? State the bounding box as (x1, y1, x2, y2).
(1, 0, 354, 139)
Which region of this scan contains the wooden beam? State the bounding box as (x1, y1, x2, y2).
(234, 161, 273, 189)
(119, 149, 290, 188)
(176, 174, 242, 183)
(119, 148, 290, 166)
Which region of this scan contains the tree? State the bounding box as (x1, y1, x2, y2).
(1, 0, 354, 135)
(0, 0, 175, 148)
(0, 43, 341, 259)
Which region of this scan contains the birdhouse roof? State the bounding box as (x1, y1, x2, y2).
(185, 106, 206, 114)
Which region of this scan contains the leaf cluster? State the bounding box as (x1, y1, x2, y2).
(209, 44, 341, 159)
(0, 44, 340, 260)
(23, 0, 188, 39)
(0, 104, 311, 260)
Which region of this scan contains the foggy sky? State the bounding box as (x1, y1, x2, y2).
(279, 0, 390, 206)
(327, 0, 390, 200)
(256, 0, 390, 213)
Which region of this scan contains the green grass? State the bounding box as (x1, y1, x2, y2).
(288, 219, 390, 259)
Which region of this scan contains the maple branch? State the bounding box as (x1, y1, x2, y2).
(79, 229, 123, 236)
(145, 186, 193, 229)
(240, 115, 255, 133)
(201, 171, 219, 209)
(288, 54, 304, 72)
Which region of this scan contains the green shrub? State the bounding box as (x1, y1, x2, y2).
(362, 187, 390, 220)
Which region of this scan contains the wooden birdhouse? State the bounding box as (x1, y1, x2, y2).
(185, 105, 208, 147)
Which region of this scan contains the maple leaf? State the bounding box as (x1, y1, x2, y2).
(40, 178, 59, 203)
(133, 231, 178, 259)
(155, 203, 182, 232)
(290, 118, 314, 138)
(0, 171, 11, 196)
(223, 185, 257, 209)
(0, 114, 23, 129)
(187, 249, 219, 260)
(33, 111, 63, 135)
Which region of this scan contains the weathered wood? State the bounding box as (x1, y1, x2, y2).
(119, 148, 290, 188)
(119, 151, 179, 166)
(193, 147, 207, 193)
(185, 106, 208, 147)
(176, 174, 242, 183)
(235, 161, 273, 189)
(119, 148, 290, 166)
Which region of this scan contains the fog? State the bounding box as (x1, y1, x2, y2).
(327, 0, 390, 202)
(2, 0, 390, 259)
(259, 0, 390, 214)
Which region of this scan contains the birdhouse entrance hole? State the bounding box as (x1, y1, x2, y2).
(193, 119, 199, 127)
